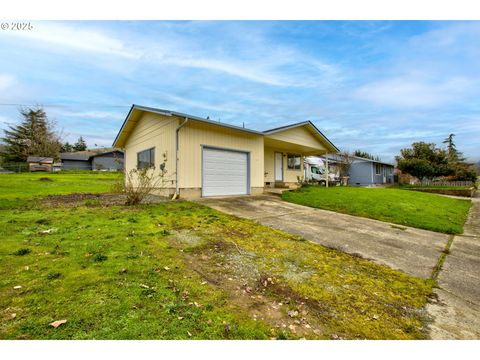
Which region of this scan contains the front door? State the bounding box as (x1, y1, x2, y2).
(275, 152, 283, 181)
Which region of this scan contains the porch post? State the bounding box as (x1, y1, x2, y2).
(325, 154, 329, 188)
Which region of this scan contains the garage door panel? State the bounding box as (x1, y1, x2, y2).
(202, 148, 248, 197)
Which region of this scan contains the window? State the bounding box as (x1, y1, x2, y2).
(137, 148, 155, 169)
(287, 154, 301, 170)
(311, 166, 320, 174)
(375, 163, 381, 175)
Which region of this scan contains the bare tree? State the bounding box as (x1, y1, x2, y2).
(123, 152, 173, 205)
(337, 151, 354, 185)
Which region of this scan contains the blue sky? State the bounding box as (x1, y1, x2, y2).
(0, 21, 479, 162)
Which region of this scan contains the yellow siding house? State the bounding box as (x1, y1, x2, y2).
(113, 105, 338, 199)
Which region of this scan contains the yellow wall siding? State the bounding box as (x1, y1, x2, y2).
(178, 121, 264, 188)
(264, 147, 304, 184)
(266, 126, 327, 151)
(124, 113, 179, 187)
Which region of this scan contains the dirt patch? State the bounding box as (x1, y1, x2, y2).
(38, 177, 53, 182)
(176, 238, 330, 339)
(41, 193, 168, 207)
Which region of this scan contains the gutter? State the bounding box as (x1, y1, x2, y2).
(174, 117, 189, 197)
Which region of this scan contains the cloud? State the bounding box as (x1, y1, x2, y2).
(4, 21, 342, 88)
(353, 76, 473, 108)
(0, 74, 16, 92)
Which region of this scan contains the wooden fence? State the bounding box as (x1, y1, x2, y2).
(419, 180, 474, 187)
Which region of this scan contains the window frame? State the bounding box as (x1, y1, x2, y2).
(137, 147, 155, 169)
(375, 163, 382, 175)
(287, 154, 301, 171)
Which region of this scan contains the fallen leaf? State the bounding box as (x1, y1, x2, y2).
(163, 266, 170, 271)
(187, 331, 192, 337)
(13, 285, 22, 289)
(139, 284, 150, 289)
(177, 316, 184, 320)
(50, 319, 67, 328)
(11, 313, 16, 319)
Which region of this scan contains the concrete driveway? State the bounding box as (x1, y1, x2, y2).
(426, 194, 480, 339)
(198, 195, 449, 279)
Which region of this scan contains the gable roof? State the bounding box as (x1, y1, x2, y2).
(113, 104, 338, 153)
(60, 148, 124, 161)
(27, 156, 54, 163)
(263, 121, 339, 152)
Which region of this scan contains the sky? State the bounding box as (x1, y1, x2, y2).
(0, 20, 479, 163)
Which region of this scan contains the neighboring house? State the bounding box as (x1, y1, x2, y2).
(27, 156, 54, 172)
(305, 154, 395, 186)
(348, 156, 395, 185)
(113, 104, 338, 198)
(60, 149, 124, 171)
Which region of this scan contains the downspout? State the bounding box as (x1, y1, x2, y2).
(174, 117, 189, 198)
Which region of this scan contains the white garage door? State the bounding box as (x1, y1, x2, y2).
(202, 147, 249, 197)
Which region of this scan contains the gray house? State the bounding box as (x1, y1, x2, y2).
(348, 157, 395, 185)
(311, 154, 395, 186)
(60, 149, 124, 171)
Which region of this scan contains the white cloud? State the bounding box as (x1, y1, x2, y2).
(5, 22, 136, 59)
(0, 74, 16, 92)
(5, 21, 342, 88)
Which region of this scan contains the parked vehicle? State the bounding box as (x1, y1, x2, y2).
(304, 157, 339, 185)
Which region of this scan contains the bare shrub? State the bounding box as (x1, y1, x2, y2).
(124, 152, 173, 205)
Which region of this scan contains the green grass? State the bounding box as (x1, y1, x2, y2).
(0, 173, 435, 339)
(0, 171, 122, 209)
(398, 184, 473, 190)
(282, 186, 471, 234)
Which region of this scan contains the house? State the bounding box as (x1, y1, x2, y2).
(60, 149, 124, 171)
(113, 104, 338, 198)
(348, 156, 395, 185)
(27, 156, 54, 172)
(305, 154, 395, 186)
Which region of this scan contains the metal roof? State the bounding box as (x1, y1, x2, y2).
(113, 104, 339, 153)
(27, 156, 54, 163)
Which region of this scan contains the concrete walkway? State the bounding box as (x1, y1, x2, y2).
(198, 195, 449, 279)
(427, 193, 480, 339)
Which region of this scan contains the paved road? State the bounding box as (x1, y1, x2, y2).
(427, 193, 480, 339)
(198, 195, 449, 279)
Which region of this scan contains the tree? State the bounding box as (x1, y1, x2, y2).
(61, 142, 74, 153)
(73, 136, 87, 151)
(337, 151, 355, 180)
(442, 134, 465, 163)
(396, 142, 451, 180)
(353, 150, 380, 161)
(1, 107, 61, 162)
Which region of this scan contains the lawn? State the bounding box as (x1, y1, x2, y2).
(0, 171, 122, 209)
(0, 173, 434, 339)
(282, 186, 471, 234)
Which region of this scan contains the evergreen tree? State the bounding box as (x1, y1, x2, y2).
(1, 107, 61, 162)
(353, 150, 380, 161)
(73, 136, 87, 151)
(61, 142, 74, 153)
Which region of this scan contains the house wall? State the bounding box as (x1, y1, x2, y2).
(348, 161, 374, 185)
(178, 121, 264, 197)
(123, 113, 264, 198)
(123, 112, 179, 193)
(62, 159, 92, 170)
(264, 147, 304, 187)
(92, 152, 124, 171)
(349, 161, 395, 185)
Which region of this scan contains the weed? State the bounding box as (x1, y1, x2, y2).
(92, 254, 108, 262)
(13, 248, 31, 256)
